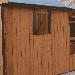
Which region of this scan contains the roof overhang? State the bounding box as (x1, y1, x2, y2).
(0, 0, 74, 10)
(1, 2, 73, 11)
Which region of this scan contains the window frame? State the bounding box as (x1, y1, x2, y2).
(33, 8, 51, 35)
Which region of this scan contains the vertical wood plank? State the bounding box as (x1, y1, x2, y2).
(0, 32, 2, 75)
(5, 6, 13, 75)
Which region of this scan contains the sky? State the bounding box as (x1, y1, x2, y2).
(8, 0, 66, 7)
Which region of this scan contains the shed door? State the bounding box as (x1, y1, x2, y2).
(70, 10, 75, 55)
(51, 10, 70, 75)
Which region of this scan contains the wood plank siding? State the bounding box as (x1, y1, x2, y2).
(3, 5, 75, 75)
(0, 32, 2, 75)
(0, 10, 2, 75)
(51, 10, 70, 75)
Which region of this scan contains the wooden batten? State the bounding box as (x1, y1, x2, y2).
(0, 4, 2, 75)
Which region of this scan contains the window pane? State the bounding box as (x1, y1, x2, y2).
(33, 8, 50, 35)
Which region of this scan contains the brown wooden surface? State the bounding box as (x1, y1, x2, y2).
(0, 13, 2, 75)
(0, 32, 2, 75)
(51, 10, 70, 75)
(33, 8, 49, 35)
(3, 6, 75, 75)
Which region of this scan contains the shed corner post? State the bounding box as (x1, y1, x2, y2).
(1, 5, 7, 75)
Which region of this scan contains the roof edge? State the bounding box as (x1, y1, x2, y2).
(1, 2, 73, 10)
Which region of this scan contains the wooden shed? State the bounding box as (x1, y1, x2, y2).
(0, 0, 75, 75)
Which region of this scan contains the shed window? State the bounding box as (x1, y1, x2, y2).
(33, 8, 51, 35)
(70, 10, 75, 55)
(70, 23, 75, 37)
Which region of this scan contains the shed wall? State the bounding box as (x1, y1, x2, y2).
(3, 6, 74, 75)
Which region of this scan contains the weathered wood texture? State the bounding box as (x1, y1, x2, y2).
(0, 15, 2, 75)
(51, 10, 70, 75)
(0, 32, 2, 75)
(3, 6, 74, 75)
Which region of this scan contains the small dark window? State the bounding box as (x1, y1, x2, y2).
(70, 10, 75, 55)
(70, 11, 75, 37)
(70, 23, 75, 37)
(33, 8, 51, 35)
